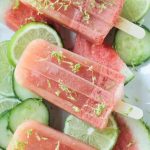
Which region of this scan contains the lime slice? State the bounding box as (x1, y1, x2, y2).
(64, 115, 118, 150)
(121, 0, 150, 22)
(0, 98, 20, 116)
(0, 41, 15, 97)
(8, 22, 63, 66)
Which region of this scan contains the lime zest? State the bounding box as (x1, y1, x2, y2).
(51, 51, 64, 64)
(94, 103, 106, 117)
(72, 106, 80, 113)
(55, 90, 61, 97)
(26, 129, 33, 138)
(15, 141, 28, 150)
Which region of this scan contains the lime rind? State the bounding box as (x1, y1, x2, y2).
(64, 115, 118, 150)
(8, 22, 63, 66)
(0, 41, 15, 97)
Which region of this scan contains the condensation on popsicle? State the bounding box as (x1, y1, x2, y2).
(20, 0, 124, 44)
(7, 121, 95, 150)
(15, 39, 124, 129)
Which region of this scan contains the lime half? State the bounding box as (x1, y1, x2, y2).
(8, 22, 63, 66)
(64, 115, 118, 150)
(0, 41, 15, 97)
(121, 0, 150, 22)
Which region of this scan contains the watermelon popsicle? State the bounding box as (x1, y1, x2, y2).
(7, 121, 94, 150)
(73, 35, 134, 83)
(20, 0, 145, 45)
(15, 39, 125, 129)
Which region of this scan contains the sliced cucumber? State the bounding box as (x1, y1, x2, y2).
(0, 98, 20, 115)
(120, 116, 150, 150)
(0, 112, 13, 149)
(121, 0, 150, 22)
(115, 28, 150, 66)
(13, 73, 40, 100)
(9, 98, 49, 132)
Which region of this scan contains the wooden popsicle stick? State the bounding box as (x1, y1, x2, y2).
(114, 100, 143, 120)
(115, 16, 145, 39)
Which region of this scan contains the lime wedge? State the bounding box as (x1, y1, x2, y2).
(8, 22, 63, 66)
(121, 0, 150, 22)
(0, 98, 20, 116)
(0, 41, 15, 97)
(64, 115, 118, 150)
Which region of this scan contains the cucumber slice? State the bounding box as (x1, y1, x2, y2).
(0, 41, 15, 97)
(0, 112, 13, 149)
(121, 0, 150, 22)
(0, 98, 20, 115)
(115, 28, 150, 66)
(13, 73, 40, 100)
(8, 22, 63, 66)
(119, 116, 150, 150)
(64, 115, 118, 150)
(9, 98, 49, 132)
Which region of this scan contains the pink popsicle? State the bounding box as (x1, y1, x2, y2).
(15, 39, 124, 129)
(7, 121, 95, 150)
(73, 35, 133, 83)
(20, 0, 124, 44)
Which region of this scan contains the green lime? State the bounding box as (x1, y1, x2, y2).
(0, 41, 15, 97)
(8, 22, 63, 66)
(64, 115, 119, 150)
(121, 0, 150, 22)
(0, 98, 20, 116)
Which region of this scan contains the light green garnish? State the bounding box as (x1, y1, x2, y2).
(55, 90, 61, 97)
(67, 94, 76, 101)
(71, 63, 81, 73)
(82, 10, 90, 24)
(15, 141, 27, 150)
(63, 61, 81, 73)
(58, 80, 76, 101)
(51, 50, 64, 64)
(58, 80, 71, 94)
(94, 103, 106, 117)
(55, 141, 60, 150)
(26, 129, 33, 138)
(47, 79, 51, 88)
(72, 106, 80, 113)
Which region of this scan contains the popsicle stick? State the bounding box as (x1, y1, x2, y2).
(115, 100, 143, 119)
(115, 16, 145, 39)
